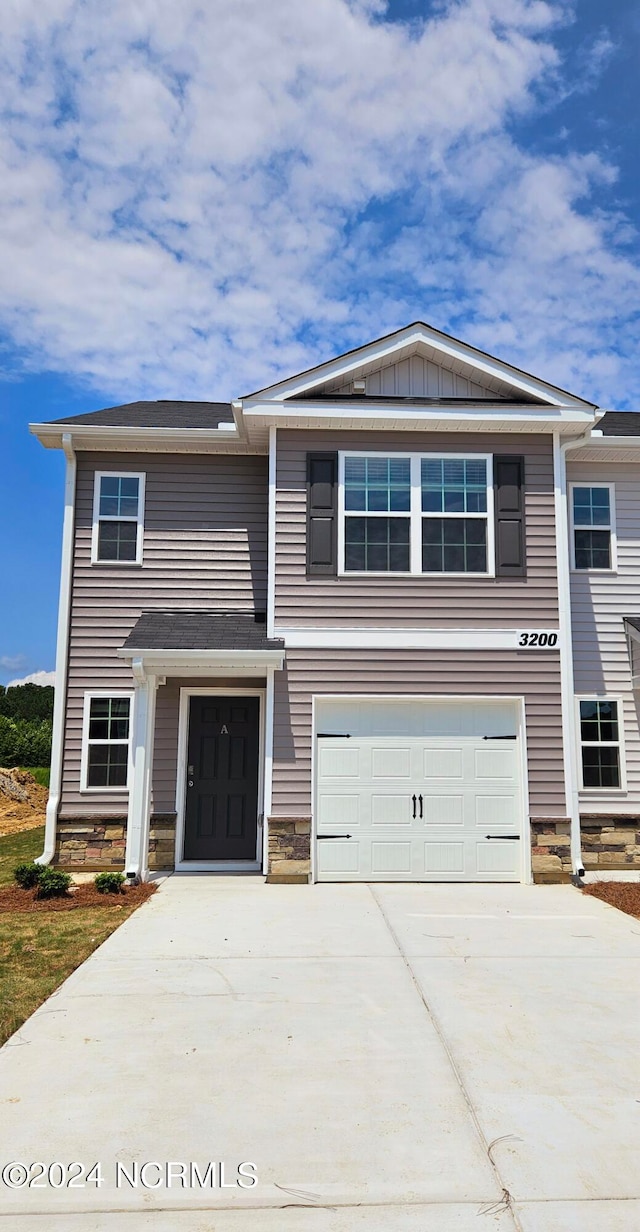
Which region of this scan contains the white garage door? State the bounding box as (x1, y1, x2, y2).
(315, 699, 523, 882)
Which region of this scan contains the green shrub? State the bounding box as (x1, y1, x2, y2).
(14, 862, 43, 889)
(94, 871, 125, 894)
(0, 717, 52, 768)
(36, 868, 71, 899)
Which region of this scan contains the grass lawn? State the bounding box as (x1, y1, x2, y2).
(0, 828, 154, 1046)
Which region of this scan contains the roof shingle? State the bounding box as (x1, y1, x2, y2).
(49, 401, 234, 429)
(122, 610, 283, 653)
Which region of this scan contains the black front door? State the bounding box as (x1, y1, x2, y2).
(183, 696, 260, 861)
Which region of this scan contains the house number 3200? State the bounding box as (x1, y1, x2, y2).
(518, 632, 559, 648)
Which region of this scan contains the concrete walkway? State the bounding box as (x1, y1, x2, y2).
(1, 877, 639, 1230)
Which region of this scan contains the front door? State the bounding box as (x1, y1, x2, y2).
(183, 695, 260, 862)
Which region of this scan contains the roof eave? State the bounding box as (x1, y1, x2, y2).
(29, 421, 255, 454)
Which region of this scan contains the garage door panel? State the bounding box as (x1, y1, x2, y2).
(474, 794, 519, 827)
(424, 842, 465, 874)
(371, 794, 413, 826)
(317, 793, 361, 828)
(422, 795, 464, 826)
(318, 746, 361, 778)
(474, 747, 517, 779)
(423, 747, 464, 779)
(371, 842, 413, 874)
(317, 840, 360, 875)
(475, 841, 519, 875)
(371, 746, 412, 779)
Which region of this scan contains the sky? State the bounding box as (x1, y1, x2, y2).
(1, 0, 639, 684)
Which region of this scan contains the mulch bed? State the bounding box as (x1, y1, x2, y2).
(0, 882, 156, 913)
(582, 882, 640, 921)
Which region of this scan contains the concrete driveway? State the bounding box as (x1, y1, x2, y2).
(1, 877, 639, 1231)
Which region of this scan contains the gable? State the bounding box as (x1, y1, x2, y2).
(243, 321, 596, 409)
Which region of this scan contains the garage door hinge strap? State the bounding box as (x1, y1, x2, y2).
(483, 735, 517, 740)
(317, 834, 353, 840)
(485, 834, 520, 840)
(317, 733, 351, 738)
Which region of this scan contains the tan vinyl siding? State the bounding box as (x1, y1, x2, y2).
(275, 430, 558, 628)
(272, 649, 565, 819)
(568, 461, 640, 813)
(60, 451, 267, 813)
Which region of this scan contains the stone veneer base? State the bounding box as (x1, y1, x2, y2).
(530, 815, 640, 883)
(267, 817, 311, 883)
(55, 815, 177, 870)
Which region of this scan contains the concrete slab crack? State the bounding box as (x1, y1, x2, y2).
(368, 886, 523, 1230)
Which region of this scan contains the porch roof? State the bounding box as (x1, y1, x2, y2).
(118, 610, 285, 675)
(121, 610, 284, 653)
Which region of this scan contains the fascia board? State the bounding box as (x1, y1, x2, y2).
(239, 324, 595, 408)
(29, 423, 256, 454)
(116, 648, 285, 670)
(241, 402, 596, 431)
(567, 436, 640, 454)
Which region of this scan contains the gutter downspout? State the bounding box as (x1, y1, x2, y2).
(36, 433, 76, 865)
(553, 430, 589, 882)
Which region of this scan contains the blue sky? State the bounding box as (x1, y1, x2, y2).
(1, 0, 639, 684)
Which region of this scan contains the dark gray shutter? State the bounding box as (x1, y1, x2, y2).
(494, 455, 525, 577)
(307, 452, 338, 575)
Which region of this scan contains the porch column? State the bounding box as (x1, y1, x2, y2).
(124, 660, 160, 882)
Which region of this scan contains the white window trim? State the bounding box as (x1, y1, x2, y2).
(91, 471, 146, 566)
(337, 451, 495, 577)
(80, 690, 134, 793)
(575, 694, 626, 793)
(569, 481, 617, 572)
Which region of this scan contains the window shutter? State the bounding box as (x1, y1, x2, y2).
(307, 453, 338, 576)
(494, 455, 526, 577)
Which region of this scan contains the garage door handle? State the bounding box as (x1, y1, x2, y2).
(485, 834, 520, 840)
(418, 794, 423, 819)
(317, 834, 353, 840)
(412, 794, 417, 819)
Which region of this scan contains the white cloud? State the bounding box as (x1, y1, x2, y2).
(0, 655, 27, 672)
(5, 671, 56, 689)
(0, 0, 637, 405)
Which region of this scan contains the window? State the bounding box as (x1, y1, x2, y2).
(571, 485, 614, 571)
(82, 694, 132, 790)
(92, 472, 145, 564)
(340, 453, 493, 574)
(579, 699, 622, 790)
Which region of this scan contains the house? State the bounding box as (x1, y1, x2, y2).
(31, 321, 638, 886)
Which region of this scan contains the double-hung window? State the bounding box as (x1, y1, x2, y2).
(341, 453, 493, 574)
(579, 698, 623, 790)
(82, 693, 132, 790)
(571, 485, 615, 571)
(92, 472, 145, 564)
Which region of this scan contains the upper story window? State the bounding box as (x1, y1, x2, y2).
(571, 484, 615, 571)
(91, 472, 145, 565)
(340, 453, 493, 575)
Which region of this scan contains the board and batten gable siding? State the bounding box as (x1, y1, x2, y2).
(324, 355, 506, 399)
(59, 451, 268, 814)
(568, 461, 640, 814)
(275, 430, 558, 627)
(272, 650, 565, 819)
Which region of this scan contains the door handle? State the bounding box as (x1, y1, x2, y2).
(187, 779, 194, 788)
(418, 794, 423, 819)
(412, 794, 417, 819)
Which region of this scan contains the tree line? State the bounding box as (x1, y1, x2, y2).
(0, 683, 54, 768)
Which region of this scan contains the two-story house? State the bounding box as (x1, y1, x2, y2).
(33, 321, 626, 886)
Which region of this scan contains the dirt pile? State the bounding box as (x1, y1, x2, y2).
(0, 769, 48, 837)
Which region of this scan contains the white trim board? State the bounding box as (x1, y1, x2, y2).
(277, 628, 560, 650)
(174, 687, 266, 873)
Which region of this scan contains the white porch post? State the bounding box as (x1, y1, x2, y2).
(262, 667, 275, 874)
(125, 660, 160, 882)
